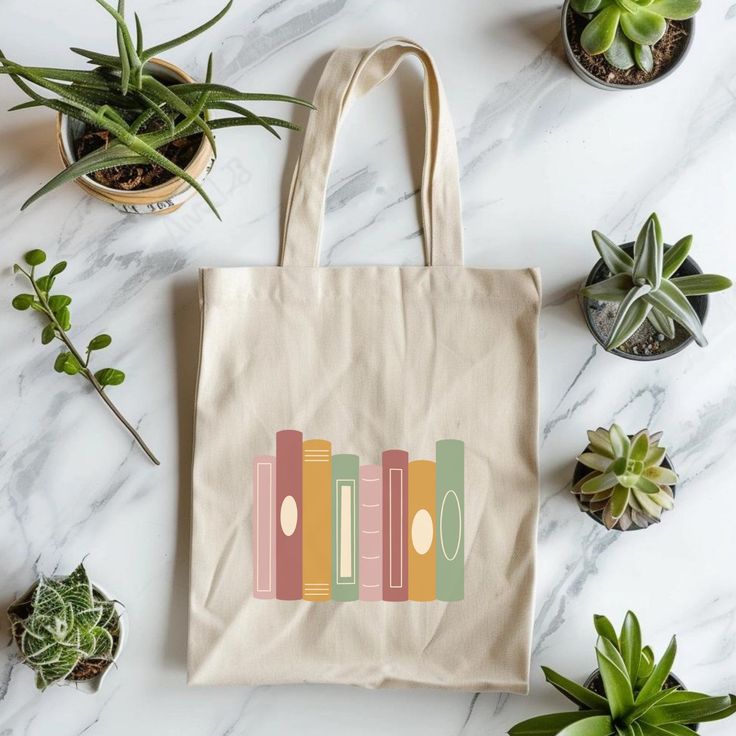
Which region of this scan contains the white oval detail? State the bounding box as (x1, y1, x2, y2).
(439, 490, 462, 562)
(280, 495, 298, 536)
(411, 509, 434, 555)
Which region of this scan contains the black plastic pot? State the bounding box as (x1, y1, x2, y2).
(583, 669, 699, 731)
(561, 0, 696, 91)
(581, 243, 708, 361)
(572, 440, 677, 531)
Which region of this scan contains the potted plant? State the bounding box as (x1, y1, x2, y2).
(509, 611, 736, 735)
(579, 213, 732, 360)
(7, 562, 125, 693)
(572, 424, 677, 531)
(0, 0, 312, 218)
(562, 0, 702, 90)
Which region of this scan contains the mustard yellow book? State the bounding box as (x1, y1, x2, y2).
(302, 439, 332, 601)
(408, 459, 436, 602)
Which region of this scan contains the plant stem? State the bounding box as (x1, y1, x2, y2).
(26, 271, 160, 465)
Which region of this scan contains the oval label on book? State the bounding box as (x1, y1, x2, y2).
(439, 490, 462, 562)
(411, 509, 433, 555)
(280, 495, 298, 536)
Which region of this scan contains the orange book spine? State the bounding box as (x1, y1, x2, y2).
(408, 460, 436, 601)
(302, 439, 332, 601)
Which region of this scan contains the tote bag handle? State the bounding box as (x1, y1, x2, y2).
(280, 38, 463, 267)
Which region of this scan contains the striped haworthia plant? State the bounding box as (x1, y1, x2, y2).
(8, 563, 120, 690)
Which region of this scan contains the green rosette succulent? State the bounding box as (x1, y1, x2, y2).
(509, 611, 736, 736)
(574, 424, 676, 530)
(570, 0, 702, 72)
(8, 563, 120, 690)
(580, 213, 732, 351)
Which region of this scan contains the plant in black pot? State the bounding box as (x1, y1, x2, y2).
(509, 611, 736, 735)
(580, 213, 731, 360)
(562, 0, 702, 90)
(572, 424, 677, 531)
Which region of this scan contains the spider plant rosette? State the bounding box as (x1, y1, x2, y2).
(579, 213, 732, 360)
(0, 0, 313, 217)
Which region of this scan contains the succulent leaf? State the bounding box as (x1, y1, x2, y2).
(662, 235, 693, 278)
(592, 231, 635, 274)
(644, 280, 707, 347)
(670, 274, 733, 296)
(634, 43, 654, 72)
(581, 273, 635, 302)
(647, 0, 702, 19)
(605, 27, 636, 69)
(619, 7, 667, 44)
(633, 218, 663, 288)
(646, 308, 676, 339)
(581, 5, 623, 54)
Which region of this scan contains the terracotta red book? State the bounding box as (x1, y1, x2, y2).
(382, 449, 408, 601)
(276, 430, 303, 600)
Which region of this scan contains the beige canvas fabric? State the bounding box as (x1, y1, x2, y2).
(189, 38, 541, 692)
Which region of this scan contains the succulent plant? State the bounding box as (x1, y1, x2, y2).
(580, 213, 732, 351)
(509, 611, 736, 736)
(573, 424, 677, 530)
(8, 563, 120, 690)
(0, 0, 313, 218)
(570, 0, 702, 73)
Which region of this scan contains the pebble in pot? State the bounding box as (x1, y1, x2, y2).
(579, 213, 732, 361)
(561, 0, 701, 90)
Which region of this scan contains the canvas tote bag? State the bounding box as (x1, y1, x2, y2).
(189, 37, 541, 692)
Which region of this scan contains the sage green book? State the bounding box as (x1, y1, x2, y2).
(332, 454, 360, 601)
(436, 440, 464, 601)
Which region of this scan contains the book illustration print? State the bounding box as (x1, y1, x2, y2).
(252, 430, 465, 602)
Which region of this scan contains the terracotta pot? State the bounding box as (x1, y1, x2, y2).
(7, 578, 126, 694)
(56, 57, 215, 215)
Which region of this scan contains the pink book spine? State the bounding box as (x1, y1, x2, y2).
(359, 464, 382, 601)
(276, 430, 303, 600)
(252, 455, 276, 599)
(382, 449, 409, 601)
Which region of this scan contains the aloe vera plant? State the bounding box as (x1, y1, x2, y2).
(509, 611, 736, 736)
(571, 0, 702, 72)
(580, 213, 732, 351)
(573, 424, 676, 530)
(8, 563, 120, 691)
(0, 0, 313, 218)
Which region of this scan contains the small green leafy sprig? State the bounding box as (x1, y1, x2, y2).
(12, 249, 159, 465)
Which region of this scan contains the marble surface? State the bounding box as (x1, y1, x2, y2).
(1, 0, 736, 733)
